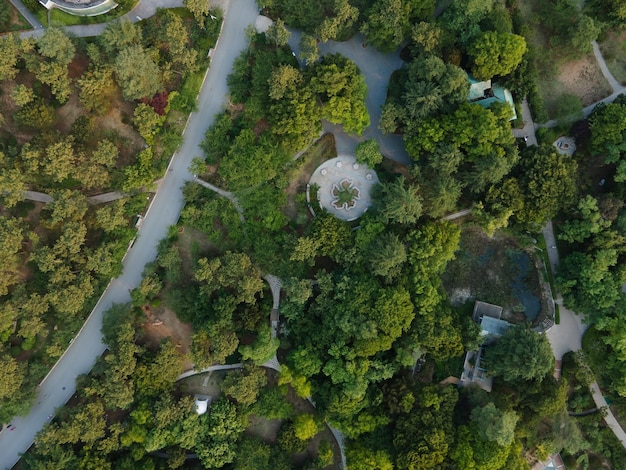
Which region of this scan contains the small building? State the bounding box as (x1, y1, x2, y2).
(553, 136, 576, 156)
(194, 395, 212, 415)
(460, 301, 511, 392)
(468, 76, 517, 121)
(472, 300, 503, 322)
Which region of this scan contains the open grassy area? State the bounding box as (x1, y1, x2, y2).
(599, 29, 626, 86)
(0, 0, 31, 32)
(283, 133, 336, 222)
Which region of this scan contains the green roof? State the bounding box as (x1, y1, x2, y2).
(467, 75, 517, 121)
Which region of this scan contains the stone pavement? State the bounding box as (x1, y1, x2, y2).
(308, 155, 379, 221)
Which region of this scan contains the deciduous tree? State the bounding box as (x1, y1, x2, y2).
(468, 31, 527, 80)
(483, 325, 555, 383)
(114, 45, 163, 100)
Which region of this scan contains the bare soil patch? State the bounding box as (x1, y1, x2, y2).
(94, 90, 144, 164)
(55, 92, 84, 134)
(245, 414, 283, 443)
(175, 226, 219, 277)
(140, 304, 194, 369)
(555, 55, 612, 106)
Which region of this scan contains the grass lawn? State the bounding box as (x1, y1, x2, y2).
(598, 29, 626, 86)
(283, 133, 336, 222)
(0, 0, 31, 32)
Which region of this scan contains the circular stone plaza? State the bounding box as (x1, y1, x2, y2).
(308, 155, 379, 222)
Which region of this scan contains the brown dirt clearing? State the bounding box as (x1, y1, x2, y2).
(94, 90, 144, 164)
(175, 226, 220, 277)
(55, 93, 84, 134)
(555, 55, 612, 106)
(140, 304, 193, 368)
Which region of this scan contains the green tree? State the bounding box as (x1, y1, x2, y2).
(133, 103, 166, 145)
(315, 0, 358, 41)
(221, 365, 268, 406)
(114, 45, 163, 100)
(238, 323, 279, 365)
(514, 144, 578, 226)
(14, 99, 55, 129)
(100, 19, 142, 55)
(470, 402, 519, 447)
(0, 350, 25, 400)
(483, 325, 555, 383)
(195, 397, 246, 468)
(41, 137, 78, 183)
(37, 27, 75, 65)
(0, 216, 26, 296)
(361, 0, 411, 52)
(309, 54, 370, 134)
(265, 18, 291, 47)
(468, 31, 527, 80)
(589, 101, 626, 181)
(194, 251, 263, 304)
(11, 84, 35, 106)
(185, 0, 210, 27)
(78, 66, 115, 114)
(356, 139, 383, 167)
(559, 195, 610, 243)
(234, 436, 272, 470)
(0, 34, 21, 81)
(374, 175, 423, 224)
(367, 232, 407, 281)
(298, 33, 319, 65)
(0, 166, 26, 208)
(292, 413, 320, 441)
(346, 442, 394, 470)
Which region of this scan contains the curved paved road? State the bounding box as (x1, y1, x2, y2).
(542, 222, 626, 447)
(0, 0, 260, 467)
(287, 29, 411, 165)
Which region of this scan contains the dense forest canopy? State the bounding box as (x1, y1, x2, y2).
(4, 0, 626, 468)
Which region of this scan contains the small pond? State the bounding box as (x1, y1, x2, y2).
(508, 250, 541, 321)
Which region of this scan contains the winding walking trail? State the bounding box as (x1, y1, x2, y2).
(525, 38, 626, 445)
(0, 0, 260, 467)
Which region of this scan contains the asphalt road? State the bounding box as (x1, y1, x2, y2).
(287, 29, 411, 165)
(0, 0, 260, 467)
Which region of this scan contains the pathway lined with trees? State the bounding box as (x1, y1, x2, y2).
(0, 0, 261, 467)
(7, 0, 43, 29)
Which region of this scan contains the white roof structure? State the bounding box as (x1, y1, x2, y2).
(194, 395, 212, 415)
